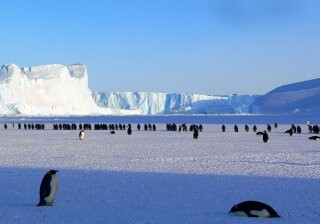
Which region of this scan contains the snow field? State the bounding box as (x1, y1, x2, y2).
(0, 124, 319, 223)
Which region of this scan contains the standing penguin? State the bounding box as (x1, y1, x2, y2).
(253, 125, 257, 132)
(222, 124, 226, 133)
(37, 170, 59, 206)
(266, 124, 272, 132)
(263, 131, 269, 143)
(229, 201, 280, 218)
(193, 128, 199, 139)
(79, 130, 84, 140)
(127, 126, 132, 135)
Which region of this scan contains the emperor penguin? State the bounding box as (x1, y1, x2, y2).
(262, 131, 269, 143)
(37, 170, 59, 206)
(229, 201, 280, 218)
(309, 136, 320, 141)
(79, 130, 85, 140)
(193, 128, 199, 139)
(222, 125, 226, 133)
(127, 126, 132, 135)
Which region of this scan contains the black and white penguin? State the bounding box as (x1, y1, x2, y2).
(229, 201, 280, 218)
(309, 136, 320, 141)
(266, 124, 272, 132)
(79, 130, 84, 140)
(234, 125, 238, 132)
(222, 124, 226, 133)
(297, 125, 302, 134)
(263, 131, 269, 143)
(253, 125, 257, 132)
(110, 130, 115, 134)
(37, 170, 59, 206)
(274, 122, 278, 128)
(285, 128, 294, 136)
(193, 128, 199, 139)
(127, 126, 132, 135)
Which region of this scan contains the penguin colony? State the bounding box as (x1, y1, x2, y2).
(3, 121, 319, 218)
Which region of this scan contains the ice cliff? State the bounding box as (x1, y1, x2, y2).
(0, 64, 137, 115)
(92, 92, 256, 115)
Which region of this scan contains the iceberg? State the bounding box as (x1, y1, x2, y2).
(0, 64, 138, 115)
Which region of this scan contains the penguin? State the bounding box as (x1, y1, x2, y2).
(244, 125, 249, 132)
(253, 125, 257, 132)
(309, 136, 320, 141)
(291, 124, 297, 133)
(229, 201, 280, 218)
(308, 125, 313, 133)
(297, 125, 301, 134)
(193, 128, 199, 139)
(285, 128, 293, 136)
(127, 127, 132, 135)
(222, 124, 226, 133)
(79, 130, 84, 140)
(262, 131, 269, 143)
(110, 130, 115, 134)
(266, 124, 271, 132)
(234, 125, 238, 132)
(37, 170, 59, 206)
(274, 122, 278, 128)
(313, 125, 319, 134)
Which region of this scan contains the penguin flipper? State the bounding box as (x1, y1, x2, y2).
(38, 174, 52, 206)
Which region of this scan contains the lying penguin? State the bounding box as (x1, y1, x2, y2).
(229, 201, 280, 218)
(309, 136, 320, 141)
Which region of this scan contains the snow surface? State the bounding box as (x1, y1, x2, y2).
(92, 92, 256, 115)
(0, 116, 319, 223)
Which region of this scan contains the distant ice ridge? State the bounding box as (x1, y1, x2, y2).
(0, 64, 138, 115)
(254, 78, 320, 114)
(92, 92, 256, 115)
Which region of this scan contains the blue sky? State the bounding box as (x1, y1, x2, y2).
(0, 0, 319, 94)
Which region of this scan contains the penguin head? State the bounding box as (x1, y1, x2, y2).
(229, 205, 239, 213)
(49, 170, 59, 175)
(229, 205, 240, 213)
